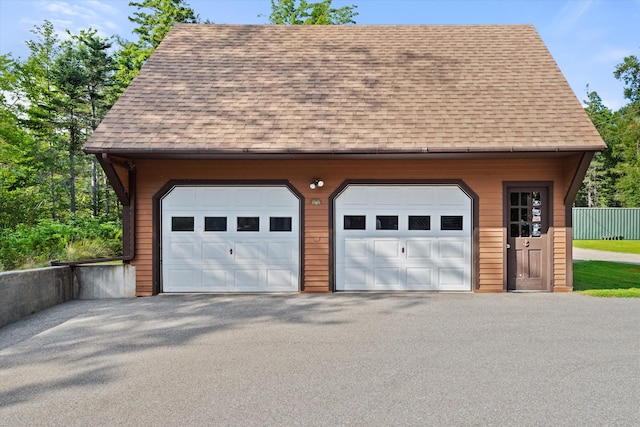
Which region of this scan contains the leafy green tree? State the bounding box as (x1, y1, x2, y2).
(115, 0, 200, 89)
(612, 54, 640, 207)
(15, 21, 67, 220)
(614, 55, 640, 104)
(577, 90, 619, 207)
(0, 60, 43, 227)
(267, 0, 357, 25)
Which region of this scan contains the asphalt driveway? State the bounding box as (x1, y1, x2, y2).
(1, 293, 638, 426)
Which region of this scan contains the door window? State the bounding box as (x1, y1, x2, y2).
(509, 191, 542, 238)
(172, 216, 194, 232)
(204, 216, 227, 232)
(270, 217, 292, 232)
(408, 215, 431, 230)
(344, 215, 366, 230)
(237, 217, 259, 232)
(441, 216, 463, 231)
(376, 215, 398, 230)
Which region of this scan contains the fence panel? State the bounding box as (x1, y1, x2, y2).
(572, 208, 640, 240)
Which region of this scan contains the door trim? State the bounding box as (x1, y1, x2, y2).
(503, 181, 554, 292)
(329, 179, 479, 292)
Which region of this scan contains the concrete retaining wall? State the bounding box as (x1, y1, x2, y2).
(0, 266, 75, 328)
(1, 264, 136, 328)
(76, 264, 136, 299)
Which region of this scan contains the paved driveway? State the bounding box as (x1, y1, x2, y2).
(1, 294, 638, 426)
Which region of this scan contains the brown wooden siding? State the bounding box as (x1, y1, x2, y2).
(129, 157, 576, 295)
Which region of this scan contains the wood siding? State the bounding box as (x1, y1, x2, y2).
(129, 156, 580, 296)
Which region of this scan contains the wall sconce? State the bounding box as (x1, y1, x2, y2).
(311, 198, 322, 206)
(309, 179, 324, 190)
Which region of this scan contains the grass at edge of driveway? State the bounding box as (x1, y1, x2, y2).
(573, 261, 640, 298)
(573, 240, 640, 254)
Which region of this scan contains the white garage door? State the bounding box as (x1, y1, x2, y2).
(162, 186, 300, 292)
(335, 185, 472, 291)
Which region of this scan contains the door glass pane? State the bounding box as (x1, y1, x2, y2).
(344, 215, 366, 230)
(409, 216, 430, 230)
(237, 217, 259, 232)
(172, 216, 194, 232)
(520, 208, 528, 221)
(520, 192, 530, 206)
(376, 216, 398, 230)
(532, 192, 541, 206)
(204, 217, 227, 232)
(510, 224, 520, 238)
(510, 192, 519, 206)
(270, 217, 292, 232)
(441, 216, 463, 231)
(510, 208, 519, 222)
(520, 222, 530, 237)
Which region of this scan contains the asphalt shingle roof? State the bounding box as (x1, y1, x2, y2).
(84, 24, 605, 156)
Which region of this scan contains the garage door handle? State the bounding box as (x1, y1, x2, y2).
(402, 247, 405, 254)
(229, 248, 233, 255)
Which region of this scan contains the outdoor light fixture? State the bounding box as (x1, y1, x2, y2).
(309, 179, 324, 190)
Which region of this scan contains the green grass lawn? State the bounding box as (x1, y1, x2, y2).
(573, 239, 640, 254)
(573, 261, 640, 298)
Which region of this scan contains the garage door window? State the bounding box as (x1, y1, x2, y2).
(441, 215, 463, 231)
(204, 216, 227, 232)
(344, 215, 366, 230)
(172, 216, 194, 232)
(376, 215, 398, 230)
(237, 217, 259, 231)
(409, 215, 431, 230)
(270, 217, 292, 232)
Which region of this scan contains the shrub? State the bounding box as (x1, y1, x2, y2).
(0, 219, 122, 271)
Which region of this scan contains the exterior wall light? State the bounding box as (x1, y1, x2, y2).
(310, 179, 324, 190)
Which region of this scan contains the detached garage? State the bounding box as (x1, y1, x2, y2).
(84, 24, 605, 295)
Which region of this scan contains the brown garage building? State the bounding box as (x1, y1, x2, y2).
(84, 24, 605, 296)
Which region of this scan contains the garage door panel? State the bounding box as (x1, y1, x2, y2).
(267, 242, 294, 260)
(234, 242, 264, 260)
(202, 242, 228, 260)
(406, 267, 434, 288)
(235, 189, 262, 207)
(374, 240, 400, 258)
(344, 239, 369, 259)
(167, 269, 197, 288)
(202, 269, 229, 291)
(168, 242, 197, 259)
(234, 269, 261, 288)
(374, 267, 401, 286)
(438, 240, 466, 259)
(343, 267, 368, 288)
(267, 269, 295, 289)
(406, 187, 436, 205)
(202, 188, 229, 206)
(375, 188, 401, 205)
(438, 268, 467, 288)
(405, 239, 433, 259)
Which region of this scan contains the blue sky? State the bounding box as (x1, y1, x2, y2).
(0, 0, 638, 110)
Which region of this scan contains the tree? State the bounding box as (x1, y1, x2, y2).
(577, 90, 619, 207)
(267, 0, 357, 25)
(612, 54, 640, 206)
(115, 0, 200, 89)
(614, 55, 640, 104)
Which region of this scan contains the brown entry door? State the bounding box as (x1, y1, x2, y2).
(507, 189, 549, 291)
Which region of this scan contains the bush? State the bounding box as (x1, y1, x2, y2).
(0, 219, 122, 271)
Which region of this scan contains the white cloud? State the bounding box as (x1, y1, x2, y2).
(549, 0, 593, 35)
(593, 48, 633, 64)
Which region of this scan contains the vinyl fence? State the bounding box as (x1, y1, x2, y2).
(572, 208, 640, 240)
